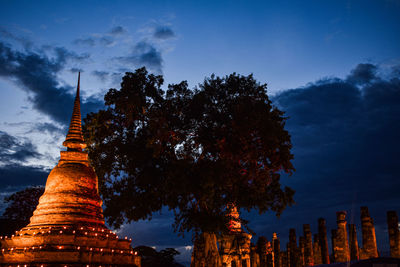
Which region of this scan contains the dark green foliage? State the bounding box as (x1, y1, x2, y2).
(83, 67, 295, 234)
(133, 246, 184, 267)
(1, 186, 44, 235)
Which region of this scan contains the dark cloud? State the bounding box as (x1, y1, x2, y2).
(390, 64, 400, 77)
(346, 63, 378, 85)
(53, 46, 90, 62)
(109, 26, 126, 36)
(0, 27, 33, 49)
(92, 70, 109, 82)
(245, 63, 400, 251)
(153, 26, 175, 40)
(116, 41, 163, 73)
(74, 26, 125, 47)
(99, 36, 115, 47)
(0, 42, 103, 124)
(70, 67, 83, 73)
(0, 130, 41, 164)
(0, 164, 47, 193)
(31, 122, 64, 135)
(73, 37, 95, 47)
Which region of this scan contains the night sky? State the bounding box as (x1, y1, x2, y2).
(1, 0, 400, 265)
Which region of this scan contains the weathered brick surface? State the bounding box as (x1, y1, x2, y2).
(331, 211, 350, 263)
(360, 207, 378, 259)
(303, 224, 314, 266)
(349, 223, 360, 261)
(312, 234, 322, 265)
(318, 218, 330, 264)
(0, 75, 139, 266)
(387, 211, 400, 258)
(273, 233, 281, 267)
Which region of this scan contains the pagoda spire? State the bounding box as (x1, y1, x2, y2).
(63, 72, 86, 151)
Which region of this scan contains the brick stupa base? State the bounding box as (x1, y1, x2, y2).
(0, 73, 140, 266)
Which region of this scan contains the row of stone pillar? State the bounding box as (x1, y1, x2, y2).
(253, 208, 399, 267)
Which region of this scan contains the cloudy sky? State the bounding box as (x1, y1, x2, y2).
(0, 0, 399, 265)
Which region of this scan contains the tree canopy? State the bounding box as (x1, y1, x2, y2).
(133, 246, 184, 267)
(83, 67, 295, 234)
(1, 186, 44, 235)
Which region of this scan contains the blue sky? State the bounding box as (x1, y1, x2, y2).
(1, 0, 400, 265)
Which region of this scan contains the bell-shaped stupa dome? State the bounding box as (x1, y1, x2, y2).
(28, 73, 105, 227)
(0, 73, 140, 266)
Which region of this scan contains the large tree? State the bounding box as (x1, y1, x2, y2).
(83, 67, 295, 234)
(1, 186, 44, 235)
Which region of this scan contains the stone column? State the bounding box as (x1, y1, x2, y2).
(273, 233, 281, 267)
(257, 236, 268, 267)
(303, 224, 314, 266)
(331, 229, 338, 263)
(313, 234, 322, 265)
(251, 244, 260, 267)
(289, 229, 298, 267)
(191, 232, 222, 267)
(286, 243, 291, 267)
(360, 207, 378, 259)
(318, 218, 330, 264)
(299, 236, 305, 267)
(333, 211, 350, 263)
(387, 211, 400, 258)
(266, 241, 274, 267)
(348, 224, 359, 261)
(281, 251, 288, 267)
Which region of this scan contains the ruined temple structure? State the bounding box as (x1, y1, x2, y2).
(218, 204, 252, 267)
(387, 211, 400, 258)
(279, 208, 400, 267)
(331, 211, 350, 263)
(191, 204, 252, 267)
(359, 207, 378, 259)
(191, 207, 400, 267)
(0, 74, 141, 266)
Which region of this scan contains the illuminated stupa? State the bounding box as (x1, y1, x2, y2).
(0, 73, 141, 266)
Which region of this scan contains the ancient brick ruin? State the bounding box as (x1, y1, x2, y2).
(191, 207, 400, 267)
(0, 74, 140, 266)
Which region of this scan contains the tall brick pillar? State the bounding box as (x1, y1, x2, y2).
(348, 224, 359, 261)
(273, 233, 281, 267)
(387, 211, 400, 258)
(257, 236, 268, 267)
(360, 207, 378, 259)
(333, 211, 350, 263)
(286, 243, 291, 267)
(289, 229, 298, 267)
(303, 224, 314, 266)
(251, 244, 260, 267)
(298, 236, 305, 267)
(280, 251, 287, 267)
(313, 234, 322, 265)
(318, 218, 330, 264)
(331, 229, 338, 263)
